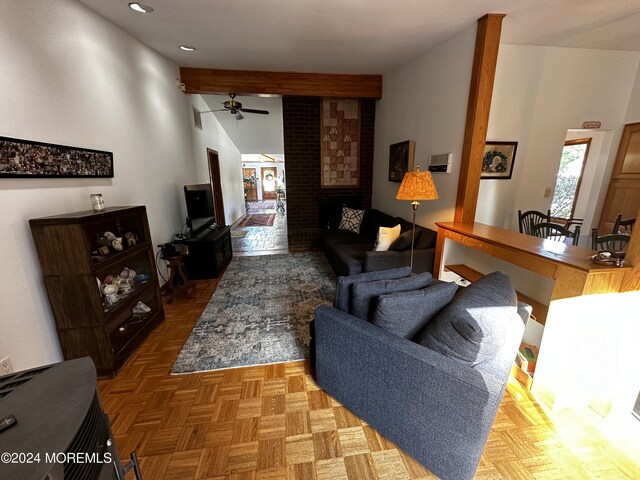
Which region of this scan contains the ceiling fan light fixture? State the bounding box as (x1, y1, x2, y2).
(128, 2, 154, 13)
(179, 45, 196, 52)
(234, 111, 244, 120)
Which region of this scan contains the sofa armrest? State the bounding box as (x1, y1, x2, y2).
(314, 304, 504, 480)
(364, 248, 435, 274)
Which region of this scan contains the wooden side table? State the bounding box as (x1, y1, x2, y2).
(161, 249, 195, 303)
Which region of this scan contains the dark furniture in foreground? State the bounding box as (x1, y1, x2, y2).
(29, 206, 164, 378)
(183, 225, 232, 279)
(0, 357, 141, 479)
(321, 207, 437, 276)
(313, 270, 525, 480)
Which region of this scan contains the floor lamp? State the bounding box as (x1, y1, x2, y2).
(395, 166, 439, 271)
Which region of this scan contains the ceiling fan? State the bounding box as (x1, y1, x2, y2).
(202, 93, 269, 120)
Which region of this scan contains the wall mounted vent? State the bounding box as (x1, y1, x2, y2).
(193, 106, 202, 130)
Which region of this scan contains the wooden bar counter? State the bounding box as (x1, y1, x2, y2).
(434, 222, 630, 300)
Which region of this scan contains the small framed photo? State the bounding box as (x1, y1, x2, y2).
(481, 141, 517, 179)
(388, 140, 415, 182)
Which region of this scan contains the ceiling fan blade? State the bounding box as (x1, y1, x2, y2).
(200, 109, 227, 113)
(239, 108, 269, 115)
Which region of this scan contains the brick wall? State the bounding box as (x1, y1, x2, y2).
(283, 96, 376, 248)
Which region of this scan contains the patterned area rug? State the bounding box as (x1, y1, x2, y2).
(171, 252, 336, 374)
(236, 213, 275, 227)
(247, 200, 275, 210)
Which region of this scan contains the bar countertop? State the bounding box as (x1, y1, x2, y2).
(436, 222, 630, 274)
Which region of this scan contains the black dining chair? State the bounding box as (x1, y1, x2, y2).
(612, 214, 635, 235)
(531, 222, 580, 246)
(562, 217, 583, 229)
(591, 228, 630, 253)
(518, 209, 551, 235)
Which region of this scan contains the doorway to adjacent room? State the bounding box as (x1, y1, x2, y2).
(207, 148, 226, 226)
(233, 154, 288, 255)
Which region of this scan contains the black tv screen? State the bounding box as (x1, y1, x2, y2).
(184, 183, 215, 236)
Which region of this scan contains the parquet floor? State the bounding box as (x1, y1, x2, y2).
(98, 278, 640, 479)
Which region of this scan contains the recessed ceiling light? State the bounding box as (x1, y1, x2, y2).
(128, 2, 154, 13)
(179, 45, 196, 52)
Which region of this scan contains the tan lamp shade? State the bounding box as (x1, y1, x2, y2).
(395, 170, 439, 201)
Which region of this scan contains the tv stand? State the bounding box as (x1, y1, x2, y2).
(183, 225, 232, 279)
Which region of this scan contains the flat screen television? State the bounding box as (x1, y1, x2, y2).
(184, 183, 215, 236)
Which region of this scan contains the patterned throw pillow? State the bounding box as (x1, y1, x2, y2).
(339, 207, 365, 234)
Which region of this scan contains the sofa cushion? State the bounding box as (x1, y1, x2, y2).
(394, 217, 415, 233)
(375, 224, 401, 251)
(359, 209, 399, 243)
(331, 244, 372, 276)
(339, 207, 365, 234)
(390, 228, 422, 251)
(321, 229, 364, 252)
(318, 195, 362, 230)
(351, 272, 433, 320)
(413, 271, 518, 367)
(371, 282, 458, 338)
(415, 227, 438, 249)
(334, 266, 411, 312)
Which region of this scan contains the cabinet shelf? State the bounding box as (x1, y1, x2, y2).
(30, 206, 164, 378)
(91, 241, 150, 271)
(102, 280, 154, 317)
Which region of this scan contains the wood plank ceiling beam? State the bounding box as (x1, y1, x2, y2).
(454, 13, 505, 223)
(179, 68, 383, 99)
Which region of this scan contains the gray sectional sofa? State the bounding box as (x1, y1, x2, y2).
(321, 207, 437, 276)
(311, 267, 525, 480)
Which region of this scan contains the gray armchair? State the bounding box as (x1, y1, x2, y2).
(312, 271, 525, 480)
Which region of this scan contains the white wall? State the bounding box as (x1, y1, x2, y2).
(189, 95, 245, 226)
(0, 0, 199, 371)
(625, 65, 640, 122)
(476, 45, 640, 233)
(372, 25, 477, 228)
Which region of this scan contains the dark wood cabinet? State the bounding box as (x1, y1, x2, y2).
(183, 225, 232, 279)
(29, 206, 165, 377)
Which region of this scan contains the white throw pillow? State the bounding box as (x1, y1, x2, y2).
(339, 207, 365, 234)
(375, 224, 401, 251)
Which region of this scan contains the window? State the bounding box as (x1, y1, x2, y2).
(550, 138, 591, 219)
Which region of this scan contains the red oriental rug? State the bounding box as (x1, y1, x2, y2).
(236, 213, 275, 227)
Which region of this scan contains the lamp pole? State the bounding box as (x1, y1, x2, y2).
(410, 200, 419, 270)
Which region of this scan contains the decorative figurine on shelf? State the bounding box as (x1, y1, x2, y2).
(111, 238, 123, 251)
(124, 231, 137, 247)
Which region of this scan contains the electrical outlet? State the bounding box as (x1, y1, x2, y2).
(0, 357, 12, 375)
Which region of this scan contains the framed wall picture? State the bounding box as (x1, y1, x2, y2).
(481, 141, 518, 179)
(388, 140, 415, 182)
(0, 136, 114, 178)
